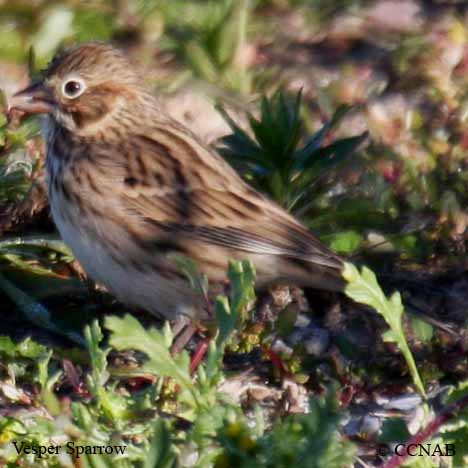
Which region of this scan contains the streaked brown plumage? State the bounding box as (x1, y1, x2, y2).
(9, 42, 344, 319)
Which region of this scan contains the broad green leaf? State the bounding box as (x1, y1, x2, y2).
(105, 315, 194, 404)
(343, 263, 426, 397)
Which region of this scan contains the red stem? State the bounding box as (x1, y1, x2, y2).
(382, 394, 468, 468)
(190, 339, 209, 374)
(267, 348, 288, 375)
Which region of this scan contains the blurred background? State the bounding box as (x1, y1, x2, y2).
(1, 3, 468, 467)
(2, 0, 468, 268)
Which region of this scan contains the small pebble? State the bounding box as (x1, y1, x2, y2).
(376, 393, 422, 411)
(271, 338, 293, 357)
(294, 313, 311, 328)
(303, 328, 330, 356)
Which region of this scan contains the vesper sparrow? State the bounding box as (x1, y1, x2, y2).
(8, 42, 344, 319)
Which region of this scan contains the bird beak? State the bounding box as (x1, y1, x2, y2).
(7, 81, 54, 115)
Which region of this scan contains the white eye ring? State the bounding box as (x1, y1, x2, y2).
(61, 77, 86, 99)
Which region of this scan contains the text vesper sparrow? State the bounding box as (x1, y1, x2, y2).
(8, 42, 344, 319)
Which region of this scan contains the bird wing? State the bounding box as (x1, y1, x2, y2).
(106, 126, 342, 271)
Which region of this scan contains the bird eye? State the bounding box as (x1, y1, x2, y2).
(62, 78, 85, 99)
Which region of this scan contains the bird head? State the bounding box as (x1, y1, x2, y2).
(8, 42, 143, 134)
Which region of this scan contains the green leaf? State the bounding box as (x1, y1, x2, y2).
(215, 260, 256, 351)
(38, 350, 61, 416)
(217, 91, 364, 218)
(410, 316, 433, 344)
(217, 105, 262, 159)
(105, 315, 194, 405)
(0, 272, 84, 345)
(227, 260, 256, 317)
(215, 296, 234, 351)
(213, 0, 245, 67)
(327, 230, 363, 254)
(167, 254, 208, 299)
(342, 263, 426, 397)
(439, 382, 468, 467)
(79, 453, 116, 468)
(293, 104, 355, 165)
(217, 385, 356, 467)
(186, 40, 219, 83)
(145, 419, 176, 468)
(0, 235, 72, 256)
(84, 320, 110, 390)
(401, 454, 438, 468)
(84, 320, 131, 423)
(379, 418, 411, 443)
(0, 336, 16, 356)
(294, 133, 367, 178)
(443, 380, 468, 406)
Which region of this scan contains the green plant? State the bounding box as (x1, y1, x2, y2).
(0, 260, 258, 467)
(215, 385, 356, 468)
(342, 262, 426, 397)
(218, 91, 367, 224)
(160, 0, 252, 94)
